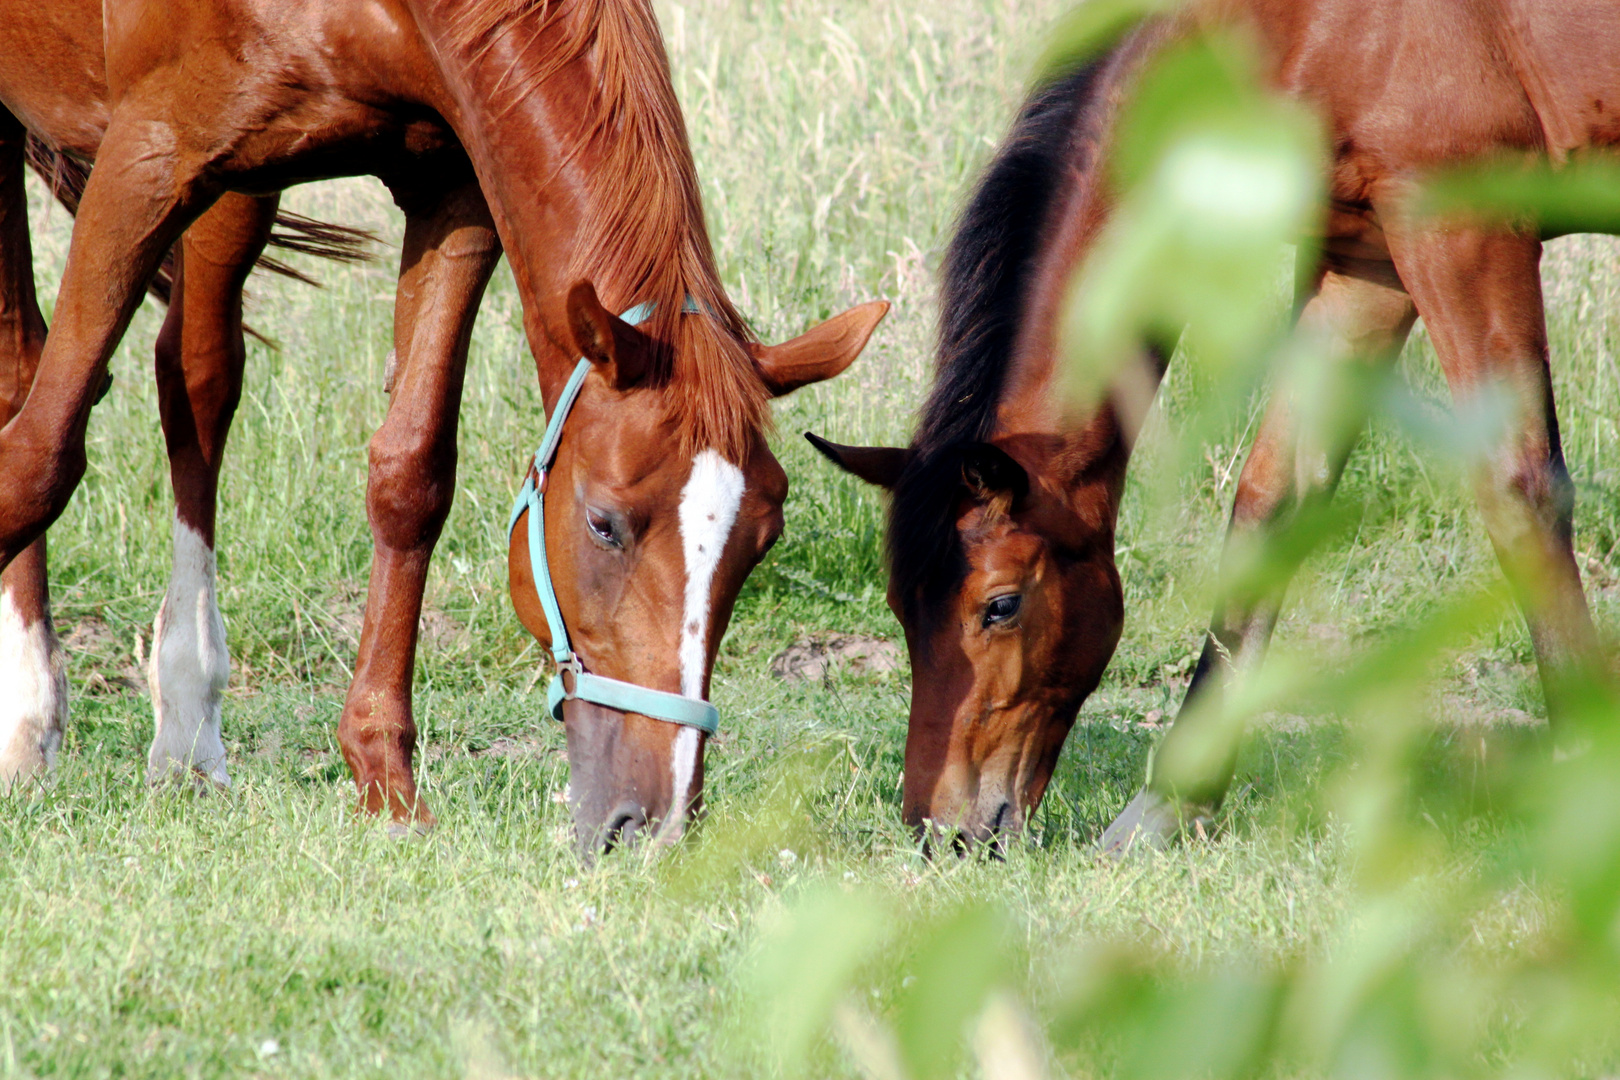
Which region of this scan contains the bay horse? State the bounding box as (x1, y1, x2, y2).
(0, 0, 886, 856)
(812, 4, 1616, 851)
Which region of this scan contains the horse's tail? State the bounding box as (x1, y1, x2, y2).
(22, 134, 376, 309)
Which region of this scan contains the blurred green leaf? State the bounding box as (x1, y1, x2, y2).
(1417, 156, 1620, 234)
(750, 886, 894, 1074)
(1033, 0, 1182, 86)
(1061, 32, 1323, 409)
(893, 903, 1012, 1080)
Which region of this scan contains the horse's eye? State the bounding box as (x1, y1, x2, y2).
(983, 593, 1022, 627)
(586, 508, 620, 547)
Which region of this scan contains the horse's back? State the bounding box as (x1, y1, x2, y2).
(1, 0, 454, 188)
(1500, 0, 1620, 155)
(1243, 0, 1620, 200)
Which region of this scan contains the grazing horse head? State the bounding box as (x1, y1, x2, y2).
(510, 284, 887, 857)
(809, 421, 1131, 850)
(807, 49, 1163, 851)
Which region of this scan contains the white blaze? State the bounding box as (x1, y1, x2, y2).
(147, 517, 231, 788)
(670, 448, 745, 809)
(0, 586, 66, 789)
(668, 725, 700, 822)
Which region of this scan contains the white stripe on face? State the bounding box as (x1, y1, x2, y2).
(668, 725, 700, 822)
(670, 448, 744, 812)
(677, 448, 746, 698)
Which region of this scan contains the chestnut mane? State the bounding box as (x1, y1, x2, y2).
(888, 52, 1120, 625)
(448, 0, 767, 460)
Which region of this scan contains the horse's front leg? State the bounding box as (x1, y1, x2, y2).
(1382, 224, 1605, 725)
(146, 193, 278, 788)
(0, 100, 213, 568)
(0, 110, 65, 788)
(337, 178, 499, 833)
(1103, 266, 1418, 852)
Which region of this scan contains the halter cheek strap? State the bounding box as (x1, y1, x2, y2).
(507, 299, 720, 735)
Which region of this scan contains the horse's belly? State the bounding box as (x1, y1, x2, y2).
(214, 108, 466, 193)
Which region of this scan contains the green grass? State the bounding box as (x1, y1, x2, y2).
(6, 0, 1620, 1075)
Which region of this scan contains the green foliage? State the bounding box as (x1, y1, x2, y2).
(1419, 157, 1620, 235)
(1062, 31, 1322, 408)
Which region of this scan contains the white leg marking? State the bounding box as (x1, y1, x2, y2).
(0, 587, 66, 790)
(670, 448, 744, 808)
(147, 517, 231, 788)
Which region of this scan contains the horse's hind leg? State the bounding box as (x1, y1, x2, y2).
(1102, 266, 1418, 852)
(146, 193, 277, 788)
(1383, 226, 1604, 721)
(336, 178, 499, 832)
(0, 111, 65, 788)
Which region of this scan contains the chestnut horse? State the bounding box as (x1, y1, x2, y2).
(814, 4, 1615, 850)
(0, 0, 885, 855)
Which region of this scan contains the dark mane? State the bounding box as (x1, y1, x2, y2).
(889, 53, 1120, 624)
(447, 0, 767, 460)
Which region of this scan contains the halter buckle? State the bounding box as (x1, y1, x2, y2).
(556, 653, 584, 697)
(536, 467, 550, 496)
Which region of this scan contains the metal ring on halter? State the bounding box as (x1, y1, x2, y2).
(507, 298, 720, 735)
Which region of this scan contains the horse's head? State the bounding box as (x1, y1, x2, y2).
(809, 428, 1126, 850)
(512, 282, 886, 858)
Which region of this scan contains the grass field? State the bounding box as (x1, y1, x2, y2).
(6, 0, 1620, 1076)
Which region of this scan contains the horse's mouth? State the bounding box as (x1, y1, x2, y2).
(919, 801, 1020, 860)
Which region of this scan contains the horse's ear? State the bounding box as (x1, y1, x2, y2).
(805, 432, 910, 490)
(959, 443, 1028, 504)
(751, 301, 889, 397)
(565, 280, 648, 389)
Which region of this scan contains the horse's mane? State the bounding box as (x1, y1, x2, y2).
(448, 0, 766, 460)
(888, 52, 1122, 626)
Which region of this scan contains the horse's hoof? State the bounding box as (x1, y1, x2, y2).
(146, 760, 231, 795)
(1099, 789, 1187, 857)
(385, 818, 435, 840)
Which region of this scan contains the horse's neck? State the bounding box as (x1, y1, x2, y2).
(991, 105, 1146, 507)
(409, 0, 703, 390)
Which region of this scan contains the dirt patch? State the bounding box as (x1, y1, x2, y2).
(770, 635, 903, 683)
(468, 735, 553, 759)
(59, 614, 147, 696)
(326, 581, 466, 653)
(1439, 695, 1543, 729)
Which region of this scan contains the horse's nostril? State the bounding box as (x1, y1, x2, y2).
(600, 805, 647, 855)
(989, 801, 1013, 834)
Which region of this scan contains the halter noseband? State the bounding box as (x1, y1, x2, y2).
(507, 299, 720, 735)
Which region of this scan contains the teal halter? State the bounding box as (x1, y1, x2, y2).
(507, 300, 720, 735)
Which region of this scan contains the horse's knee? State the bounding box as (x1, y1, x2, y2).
(1229, 466, 1293, 531)
(366, 433, 456, 550)
(0, 416, 86, 530)
(1475, 449, 1574, 550)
